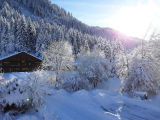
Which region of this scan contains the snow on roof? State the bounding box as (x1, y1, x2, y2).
(0, 51, 42, 61)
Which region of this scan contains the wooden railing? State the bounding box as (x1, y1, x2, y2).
(0, 65, 40, 68)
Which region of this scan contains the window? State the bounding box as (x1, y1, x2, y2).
(22, 58, 25, 63)
(22, 68, 28, 71)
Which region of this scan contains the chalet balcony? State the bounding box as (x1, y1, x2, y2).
(0, 65, 40, 68)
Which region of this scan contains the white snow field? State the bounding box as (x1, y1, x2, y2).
(2, 72, 160, 120)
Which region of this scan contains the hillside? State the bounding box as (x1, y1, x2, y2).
(0, 0, 140, 58)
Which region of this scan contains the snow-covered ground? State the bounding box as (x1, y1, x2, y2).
(2, 72, 160, 120)
(3, 72, 31, 81)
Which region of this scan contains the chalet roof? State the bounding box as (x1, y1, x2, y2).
(0, 52, 42, 61)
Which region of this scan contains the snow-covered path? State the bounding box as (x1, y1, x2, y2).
(39, 89, 160, 120)
(43, 90, 117, 120)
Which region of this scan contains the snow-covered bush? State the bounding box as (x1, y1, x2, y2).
(27, 70, 56, 87)
(3, 112, 12, 120)
(0, 68, 3, 79)
(77, 46, 110, 88)
(0, 71, 52, 113)
(0, 71, 5, 98)
(26, 71, 54, 107)
(61, 72, 89, 92)
(0, 78, 30, 112)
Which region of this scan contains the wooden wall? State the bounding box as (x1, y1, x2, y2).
(0, 52, 42, 73)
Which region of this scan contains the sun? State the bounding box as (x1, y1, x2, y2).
(108, 4, 159, 39)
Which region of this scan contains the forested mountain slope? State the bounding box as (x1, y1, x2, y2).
(0, 0, 140, 58)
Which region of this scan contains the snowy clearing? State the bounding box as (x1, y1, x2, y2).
(1, 72, 160, 120)
(15, 89, 160, 120)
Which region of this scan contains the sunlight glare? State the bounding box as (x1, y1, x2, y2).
(108, 2, 160, 39)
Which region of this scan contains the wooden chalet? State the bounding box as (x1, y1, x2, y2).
(0, 52, 42, 73)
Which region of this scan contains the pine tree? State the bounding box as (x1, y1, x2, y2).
(8, 17, 15, 53)
(1, 5, 10, 18)
(114, 40, 128, 79)
(79, 37, 90, 56)
(16, 15, 27, 52)
(1, 22, 10, 56)
(27, 17, 37, 53)
(36, 22, 46, 57)
(0, 16, 4, 33)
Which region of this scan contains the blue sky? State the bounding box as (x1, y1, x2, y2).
(51, 0, 160, 38)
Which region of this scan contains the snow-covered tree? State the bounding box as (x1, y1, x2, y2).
(42, 40, 74, 88)
(121, 44, 160, 95)
(16, 14, 27, 51)
(26, 17, 37, 53)
(78, 36, 90, 56)
(36, 31, 44, 57)
(36, 21, 46, 57)
(1, 21, 10, 56)
(0, 16, 4, 33)
(77, 46, 110, 88)
(1, 5, 10, 18)
(114, 40, 129, 79)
